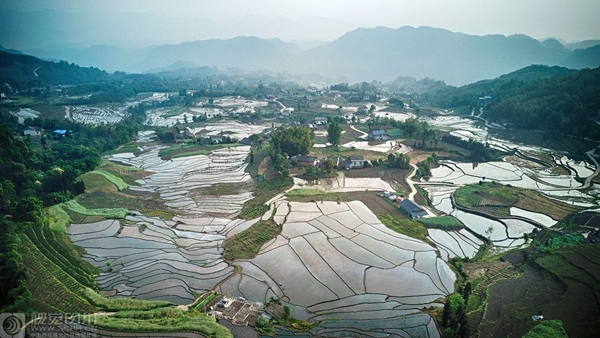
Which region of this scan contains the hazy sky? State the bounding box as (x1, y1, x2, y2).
(2, 0, 599, 44)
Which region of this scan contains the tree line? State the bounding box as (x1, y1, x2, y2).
(0, 104, 148, 313)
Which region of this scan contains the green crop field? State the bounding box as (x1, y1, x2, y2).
(379, 214, 429, 243)
(82, 288, 174, 311)
(454, 182, 518, 208)
(79, 307, 232, 338)
(21, 234, 96, 313)
(418, 216, 464, 230)
(89, 170, 128, 190)
(64, 200, 128, 219)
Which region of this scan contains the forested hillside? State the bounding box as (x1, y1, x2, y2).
(420, 65, 600, 138)
(484, 67, 600, 138)
(0, 51, 110, 87)
(423, 65, 577, 108)
(0, 106, 145, 313)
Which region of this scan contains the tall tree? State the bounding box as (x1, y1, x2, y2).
(327, 121, 342, 147)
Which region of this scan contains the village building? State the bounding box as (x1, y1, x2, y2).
(209, 135, 224, 143)
(295, 155, 318, 167)
(52, 129, 70, 139)
(23, 126, 42, 136)
(367, 129, 389, 141)
(345, 155, 365, 169)
(400, 199, 428, 219)
(314, 117, 328, 125)
(357, 106, 369, 115)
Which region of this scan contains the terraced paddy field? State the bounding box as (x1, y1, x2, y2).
(60, 111, 600, 337)
(68, 216, 259, 304)
(219, 200, 454, 337)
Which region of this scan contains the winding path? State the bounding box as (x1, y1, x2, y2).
(350, 125, 368, 139)
(407, 163, 419, 201)
(584, 149, 600, 189)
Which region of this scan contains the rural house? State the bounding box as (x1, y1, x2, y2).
(295, 155, 318, 167)
(400, 199, 428, 219)
(367, 129, 389, 141)
(314, 117, 328, 125)
(23, 126, 42, 136)
(209, 135, 224, 143)
(345, 155, 365, 169)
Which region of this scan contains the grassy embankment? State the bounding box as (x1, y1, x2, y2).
(237, 176, 292, 219)
(453, 181, 581, 221)
(158, 141, 241, 160)
(222, 176, 292, 260)
(378, 214, 429, 243)
(418, 216, 464, 230)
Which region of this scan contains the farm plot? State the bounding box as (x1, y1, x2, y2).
(69, 105, 129, 124)
(106, 135, 258, 217)
(480, 245, 600, 338)
(68, 215, 245, 304)
(13, 107, 41, 123)
(292, 175, 394, 193)
(219, 200, 454, 335)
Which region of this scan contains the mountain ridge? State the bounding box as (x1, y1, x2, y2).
(6, 25, 600, 86)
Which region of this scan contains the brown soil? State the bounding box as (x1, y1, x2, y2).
(291, 191, 405, 218)
(479, 265, 565, 338)
(515, 190, 582, 222)
(563, 211, 600, 228)
(344, 167, 412, 193)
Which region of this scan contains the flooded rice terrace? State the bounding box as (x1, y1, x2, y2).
(68, 107, 599, 337)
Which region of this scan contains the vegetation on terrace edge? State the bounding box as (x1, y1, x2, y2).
(523, 320, 568, 338)
(238, 176, 292, 219)
(453, 181, 583, 220)
(222, 219, 280, 261)
(1, 103, 146, 312)
(77, 307, 232, 338)
(418, 216, 464, 230)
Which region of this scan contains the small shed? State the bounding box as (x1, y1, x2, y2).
(400, 199, 428, 219)
(53, 129, 70, 139)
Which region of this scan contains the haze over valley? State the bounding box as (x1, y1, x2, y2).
(1, 1, 600, 338)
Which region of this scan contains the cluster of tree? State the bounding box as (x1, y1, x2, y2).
(269, 126, 314, 159)
(273, 153, 290, 177)
(303, 158, 336, 177)
(387, 153, 410, 169)
(0, 104, 148, 312)
(438, 257, 472, 338)
(0, 50, 310, 107)
(441, 134, 494, 162)
(388, 97, 404, 107)
(442, 293, 470, 338)
(419, 65, 600, 138)
(368, 117, 438, 148)
(415, 153, 437, 177)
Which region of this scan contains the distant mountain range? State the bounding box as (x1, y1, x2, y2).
(6, 26, 600, 86)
